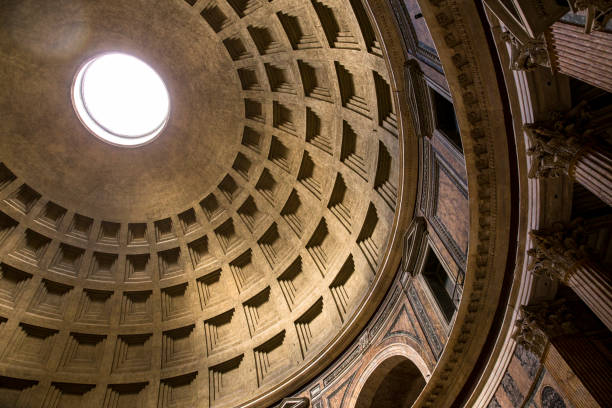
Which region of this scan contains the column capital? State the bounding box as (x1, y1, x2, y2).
(525, 102, 595, 178)
(501, 31, 550, 71)
(514, 299, 578, 357)
(513, 308, 549, 358)
(527, 219, 588, 282)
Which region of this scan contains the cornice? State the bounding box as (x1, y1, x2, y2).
(401, 0, 514, 406)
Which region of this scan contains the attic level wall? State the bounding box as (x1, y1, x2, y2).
(387, 1, 469, 285)
(284, 258, 447, 408)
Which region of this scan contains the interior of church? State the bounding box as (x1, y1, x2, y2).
(0, 0, 610, 407)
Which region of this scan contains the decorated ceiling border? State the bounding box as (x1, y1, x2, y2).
(382, 0, 516, 406)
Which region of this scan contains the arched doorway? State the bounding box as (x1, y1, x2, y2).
(354, 355, 426, 408)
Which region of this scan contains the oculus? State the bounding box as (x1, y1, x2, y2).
(72, 53, 170, 147)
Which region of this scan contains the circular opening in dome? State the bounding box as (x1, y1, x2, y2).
(72, 53, 170, 147)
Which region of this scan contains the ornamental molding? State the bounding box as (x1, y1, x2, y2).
(420, 138, 432, 214)
(404, 59, 435, 139)
(402, 216, 428, 277)
(278, 397, 310, 408)
(403, 0, 512, 406)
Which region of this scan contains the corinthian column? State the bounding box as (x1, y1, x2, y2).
(528, 219, 612, 331)
(526, 103, 612, 206)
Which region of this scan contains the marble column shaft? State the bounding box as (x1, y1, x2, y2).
(572, 143, 612, 207)
(566, 259, 612, 331)
(547, 22, 612, 93)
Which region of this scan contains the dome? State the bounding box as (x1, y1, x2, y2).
(0, 0, 408, 406)
(1, 0, 610, 407)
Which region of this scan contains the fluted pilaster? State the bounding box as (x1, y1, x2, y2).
(404, 60, 433, 138)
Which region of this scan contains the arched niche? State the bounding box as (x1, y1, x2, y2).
(353, 345, 428, 408)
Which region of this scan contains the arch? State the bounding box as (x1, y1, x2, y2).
(352, 344, 429, 408)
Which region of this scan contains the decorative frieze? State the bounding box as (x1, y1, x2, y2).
(500, 372, 524, 408)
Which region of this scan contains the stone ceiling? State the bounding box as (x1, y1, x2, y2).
(0, 0, 404, 406)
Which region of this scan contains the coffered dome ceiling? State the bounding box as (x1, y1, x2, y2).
(0, 0, 408, 406)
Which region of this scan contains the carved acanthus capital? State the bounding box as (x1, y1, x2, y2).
(526, 127, 576, 178)
(567, 0, 612, 33)
(501, 31, 550, 71)
(525, 102, 595, 178)
(514, 299, 578, 357)
(513, 309, 549, 358)
(527, 219, 588, 282)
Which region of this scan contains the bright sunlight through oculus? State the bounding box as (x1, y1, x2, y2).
(72, 53, 170, 147)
